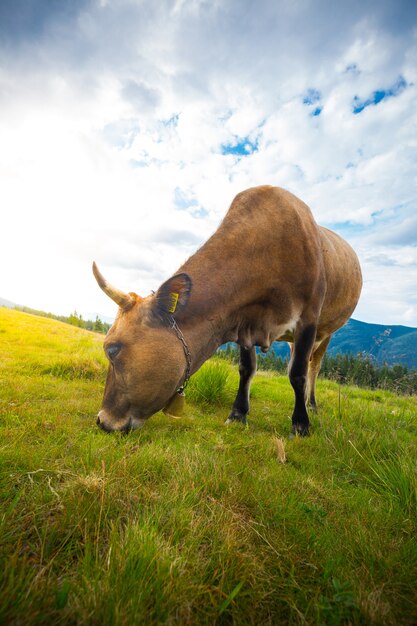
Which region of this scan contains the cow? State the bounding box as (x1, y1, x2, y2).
(93, 185, 362, 436)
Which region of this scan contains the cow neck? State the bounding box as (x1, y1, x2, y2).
(176, 315, 225, 377)
(169, 316, 192, 393)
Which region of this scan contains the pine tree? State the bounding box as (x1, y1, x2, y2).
(94, 316, 104, 333)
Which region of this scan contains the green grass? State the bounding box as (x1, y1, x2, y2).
(187, 360, 231, 405)
(1, 306, 417, 625)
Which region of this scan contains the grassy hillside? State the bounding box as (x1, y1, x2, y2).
(0, 307, 416, 625)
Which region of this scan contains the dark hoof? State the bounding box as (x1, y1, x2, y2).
(291, 423, 310, 437)
(225, 408, 247, 425)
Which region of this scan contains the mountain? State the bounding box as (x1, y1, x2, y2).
(326, 318, 417, 365)
(269, 318, 417, 369)
(0, 297, 18, 308)
(82, 311, 115, 325)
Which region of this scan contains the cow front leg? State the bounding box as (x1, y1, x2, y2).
(226, 346, 257, 424)
(289, 324, 317, 436)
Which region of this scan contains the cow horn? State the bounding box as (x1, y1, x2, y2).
(92, 262, 134, 309)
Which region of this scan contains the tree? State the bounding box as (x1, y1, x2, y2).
(93, 316, 104, 333)
(68, 310, 83, 328)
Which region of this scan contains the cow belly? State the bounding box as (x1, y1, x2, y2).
(237, 318, 298, 351)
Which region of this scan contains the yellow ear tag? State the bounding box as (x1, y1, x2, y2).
(168, 292, 179, 313)
(162, 391, 185, 418)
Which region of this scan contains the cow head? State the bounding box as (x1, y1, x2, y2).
(92, 262, 192, 433)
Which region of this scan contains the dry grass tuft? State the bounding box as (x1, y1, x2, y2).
(65, 473, 104, 493)
(273, 436, 287, 463)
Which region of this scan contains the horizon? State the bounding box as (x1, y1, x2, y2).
(1, 0, 416, 325)
(1, 297, 417, 332)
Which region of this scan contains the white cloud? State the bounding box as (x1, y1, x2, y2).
(0, 0, 416, 326)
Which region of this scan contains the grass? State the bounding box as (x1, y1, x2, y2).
(0, 306, 417, 625)
(187, 360, 231, 405)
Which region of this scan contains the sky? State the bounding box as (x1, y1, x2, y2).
(0, 0, 416, 326)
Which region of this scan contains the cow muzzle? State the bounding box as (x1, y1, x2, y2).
(96, 410, 146, 433)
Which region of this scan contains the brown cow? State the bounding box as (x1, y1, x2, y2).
(93, 185, 362, 435)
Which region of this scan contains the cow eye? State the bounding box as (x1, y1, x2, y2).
(106, 342, 122, 361)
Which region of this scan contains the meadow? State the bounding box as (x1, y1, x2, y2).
(0, 306, 416, 625)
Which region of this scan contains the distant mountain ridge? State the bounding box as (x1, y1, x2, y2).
(269, 318, 417, 369)
(327, 319, 417, 367)
(0, 297, 19, 308)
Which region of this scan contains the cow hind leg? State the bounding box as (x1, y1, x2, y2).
(289, 324, 317, 436)
(307, 335, 331, 410)
(226, 346, 257, 425)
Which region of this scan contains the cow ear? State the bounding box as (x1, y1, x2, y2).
(154, 273, 192, 317)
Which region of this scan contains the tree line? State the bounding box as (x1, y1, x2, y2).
(15, 306, 111, 334)
(218, 343, 417, 395)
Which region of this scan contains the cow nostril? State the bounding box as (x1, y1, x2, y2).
(96, 413, 112, 433)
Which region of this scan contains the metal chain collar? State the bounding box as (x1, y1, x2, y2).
(170, 316, 192, 393)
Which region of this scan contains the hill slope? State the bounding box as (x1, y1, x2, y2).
(3, 298, 417, 367)
(0, 307, 416, 625)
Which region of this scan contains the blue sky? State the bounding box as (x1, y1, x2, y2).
(0, 0, 416, 325)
